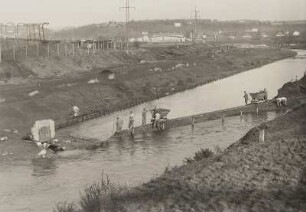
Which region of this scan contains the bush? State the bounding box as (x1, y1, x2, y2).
(79, 174, 124, 212)
(177, 79, 184, 87)
(53, 202, 77, 212)
(184, 148, 214, 164)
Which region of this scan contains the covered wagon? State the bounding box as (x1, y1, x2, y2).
(150, 108, 170, 130)
(249, 90, 267, 103)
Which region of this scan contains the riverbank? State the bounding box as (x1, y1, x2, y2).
(56, 101, 306, 212)
(0, 46, 296, 137)
(1, 74, 305, 163)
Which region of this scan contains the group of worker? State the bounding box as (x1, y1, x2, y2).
(114, 107, 162, 135)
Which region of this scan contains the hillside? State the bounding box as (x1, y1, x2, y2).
(49, 19, 306, 41)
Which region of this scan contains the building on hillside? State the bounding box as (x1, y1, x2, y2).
(260, 33, 269, 38)
(271, 21, 283, 26)
(293, 31, 300, 36)
(174, 23, 182, 27)
(142, 32, 150, 42)
(276, 32, 285, 37)
(129, 32, 150, 43)
(151, 33, 186, 43)
(242, 34, 252, 39)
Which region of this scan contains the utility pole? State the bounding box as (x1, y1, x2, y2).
(192, 6, 200, 43)
(0, 23, 2, 64)
(120, 0, 135, 50)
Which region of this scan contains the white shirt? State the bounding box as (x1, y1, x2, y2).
(155, 113, 160, 120)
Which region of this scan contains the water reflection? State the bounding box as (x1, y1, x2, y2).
(31, 158, 57, 177)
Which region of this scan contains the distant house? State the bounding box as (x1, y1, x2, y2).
(271, 21, 283, 26)
(129, 32, 150, 43)
(242, 34, 252, 39)
(151, 33, 186, 43)
(276, 32, 285, 37)
(142, 32, 150, 42)
(247, 28, 258, 33)
(293, 31, 300, 36)
(174, 23, 182, 27)
(260, 33, 269, 38)
(100, 69, 115, 80)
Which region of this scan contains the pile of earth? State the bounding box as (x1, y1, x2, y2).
(278, 74, 306, 97)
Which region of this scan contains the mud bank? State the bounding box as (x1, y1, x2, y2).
(57, 102, 306, 212)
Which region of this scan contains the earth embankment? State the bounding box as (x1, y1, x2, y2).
(0, 46, 296, 136)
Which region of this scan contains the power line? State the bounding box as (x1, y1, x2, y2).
(192, 6, 200, 43)
(120, 0, 135, 49)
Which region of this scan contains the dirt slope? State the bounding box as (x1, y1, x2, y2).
(278, 75, 306, 97)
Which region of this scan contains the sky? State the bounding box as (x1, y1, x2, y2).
(0, 0, 305, 29)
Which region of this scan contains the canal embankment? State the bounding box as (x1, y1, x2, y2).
(55, 97, 306, 212)
(0, 47, 296, 137)
(64, 74, 306, 150)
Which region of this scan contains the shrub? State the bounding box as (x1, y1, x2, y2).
(214, 145, 223, 154)
(177, 79, 184, 87)
(79, 174, 124, 212)
(53, 202, 77, 212)
(184, 148, 214, 164)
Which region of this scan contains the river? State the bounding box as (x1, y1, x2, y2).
(0, 49, 305, 212)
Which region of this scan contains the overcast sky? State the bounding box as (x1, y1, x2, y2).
(0, 0, 305, 28)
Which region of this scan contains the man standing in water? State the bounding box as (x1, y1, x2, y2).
(142, 108, 147, 126)
(129, 111, 135, 135)
(151, 106, 157, 128)
(243, 91, 249, 105)
(264, 88, 268, 102)
(115, 117, 123, 135)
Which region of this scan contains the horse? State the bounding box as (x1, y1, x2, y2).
(276, 97, 287, 107)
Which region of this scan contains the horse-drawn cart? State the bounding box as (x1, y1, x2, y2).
(150, 108, 170, 130)
(249, 90, 267, 103)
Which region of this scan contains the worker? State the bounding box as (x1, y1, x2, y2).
(128, 111, 135, 135)
(191, 116, 195, 128)
(155, 112, 161, 129)
(73, 105, 80, 117)
(264, 88, 268, 101)
(142, 108, 147, 126)
(243, 91, 249, 105)
(151, 106, 157, 128)
(115, 117, 123, 134)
